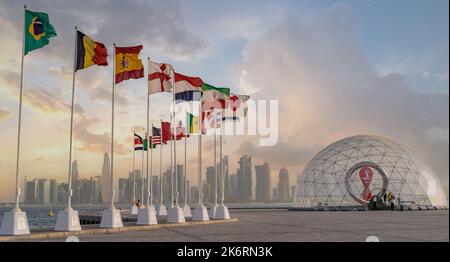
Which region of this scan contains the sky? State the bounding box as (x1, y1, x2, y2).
(0, 0, 448, 201)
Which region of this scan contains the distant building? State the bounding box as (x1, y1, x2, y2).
(278, 167, 290, 201)
(25, 179, 37, 204)
(237, 155, 252, 201)
(255, 163, 271, 202)
(100, 153, 112, 204)
(49, 179, 57, 204)
(162, 168, 172, 206)
(205, 166, 216, 203)
(57, 183, 68, 204)
(190, 186, 199, 205)
(291, 185, 296, 200)
(151, 175, 159, 204)
(223, 155, 229, 194)
(273, 188, 278, 201)
(118, 178, 129, 204)
(36, 179, 47, 204)
(177, 164, 185, 204)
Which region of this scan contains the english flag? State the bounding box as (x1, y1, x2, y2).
(148, 60, 173, 95)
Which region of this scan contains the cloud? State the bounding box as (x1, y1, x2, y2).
(0, 0, 207, 61)
(0, 70, 69, 114)
(0, 107, 11, 122)
(47, 66, 129, 106)
(234, 3, 449, 185)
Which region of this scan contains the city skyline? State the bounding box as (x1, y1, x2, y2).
(14, 153, 297, 205)
(0, 0, 448, 202)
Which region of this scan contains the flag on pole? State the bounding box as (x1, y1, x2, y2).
(143, 137, 149, 151)
(173, 120, 187, 140)
(115, 45, 144, 84)
(186, 113, 200, 134)
(201, 83, 230, 104)
(134, 133, 143, 150)
(76, 31, 108, 70)
(161, 121, 171, 143)
(151, 126, 162, 145)
(24, 9, 57, 55)
(148, 60, 173, 95)
(174, 72, 203, 103)
(223, 93, 250, 120)
(205, 111, 222, 129)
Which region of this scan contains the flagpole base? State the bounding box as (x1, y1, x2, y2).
(192, 205, 209, 221)
(167, 206, 186, 223)
(136, 206, 158, 225)
(54, 207, 81, 231)
(100, 206, 123, 228)
(208, 204, 218, 219)
(130, 204, 139, 215)
(183, 205, 192, 218)
(215, 205, 230, 220)
(156, 204, 167, 216)
(0, 208, 30, 235)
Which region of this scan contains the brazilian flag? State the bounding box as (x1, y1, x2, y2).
(24, 9, 57, 55)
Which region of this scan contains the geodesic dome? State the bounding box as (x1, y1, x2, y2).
(294, 135, 447, 209)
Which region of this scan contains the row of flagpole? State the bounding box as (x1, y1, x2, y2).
(1, 5, 237, 235)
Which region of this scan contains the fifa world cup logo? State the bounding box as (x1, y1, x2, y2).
(359, 167, 374, 201)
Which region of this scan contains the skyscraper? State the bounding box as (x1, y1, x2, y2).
(162, 167, 172, 206)
(223, 155, 229, 194)
(25, 179, 37, 204)
(36, 179, 47, 204)
(237, 155, 252, 201)
(118, 178, 129, 204)
(177, 164, 185, 204)
(49, 179, 57, 204)
(151, 175, 159, 204)
(205, 166, 216, 203)
(278, 167, 290, 201)
(255, 163, 271, 202)
(72, 160, 80, 182)
(100, 153, 112, 204)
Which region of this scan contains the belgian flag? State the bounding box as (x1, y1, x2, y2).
(76, 31, 108, 71)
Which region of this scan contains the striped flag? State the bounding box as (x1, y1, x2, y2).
(174, 72, 203, 103)
(134, 133, 144, 150)
(151, 126, 162, 145)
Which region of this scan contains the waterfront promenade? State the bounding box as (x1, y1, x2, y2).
(2, 209, 448, 242)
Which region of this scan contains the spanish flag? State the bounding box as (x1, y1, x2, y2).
(115, 45, 144, 84)
(76, 31, 108, 71)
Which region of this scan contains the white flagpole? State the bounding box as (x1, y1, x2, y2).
(198, 103, 202, 206)
(100, 43, 122, 228)
(159, 121, 163, 206)
(170, 132, 173, 207)
(150, 125, 153, 206)
(65, 26, 78, 211)
(13, 5, 27, 213)
(132, 132, 136, 205)
(220, 111, 224, 206)
(1, 5, 30, 235)
(141, 130, 144, 205)
(171, 69, 179, 207)
(110, 43, 116, 208)
(214, 122, 217, 207)
(0, 5, 30, 235)
(184, 132, 187, 206)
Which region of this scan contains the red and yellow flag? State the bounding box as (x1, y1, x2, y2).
(115, 45, 144, 84)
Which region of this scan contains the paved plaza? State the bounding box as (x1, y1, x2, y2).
(15, 209, 449, 242)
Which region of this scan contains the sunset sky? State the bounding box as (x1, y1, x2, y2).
(0, 0, 448, 202)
